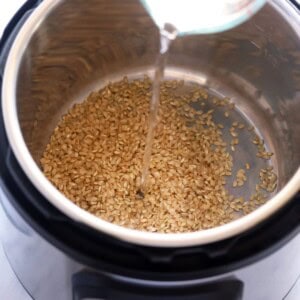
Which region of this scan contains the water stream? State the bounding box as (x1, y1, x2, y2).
(137, 23, 178, 197)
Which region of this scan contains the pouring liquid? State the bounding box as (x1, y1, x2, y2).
(137, 24, 178, 197)
(137, 0, 267, 197)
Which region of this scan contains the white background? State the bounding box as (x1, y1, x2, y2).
(0, 1, 26, 37)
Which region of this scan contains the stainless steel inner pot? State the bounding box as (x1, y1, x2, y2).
(2, 0, 300, 247)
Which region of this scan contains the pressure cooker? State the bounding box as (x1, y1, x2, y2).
(0, 0, 299, 299)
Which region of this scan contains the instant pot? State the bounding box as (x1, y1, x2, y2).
(0, 0, 300, 299)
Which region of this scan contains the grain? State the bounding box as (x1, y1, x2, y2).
(251, 133, 274, 160)
(40, 77, 277, 233)
(259, 167, 277, 192)
(233, 169, 247, 187)
(231, 138, 239, 145)
(228, 102, 235, 110)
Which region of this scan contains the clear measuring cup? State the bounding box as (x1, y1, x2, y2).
(140, 0, 266, 35)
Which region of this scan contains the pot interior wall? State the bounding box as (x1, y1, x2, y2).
(16, 0, 300, 191)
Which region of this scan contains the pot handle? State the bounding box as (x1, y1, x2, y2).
(72, 271, 243, 300)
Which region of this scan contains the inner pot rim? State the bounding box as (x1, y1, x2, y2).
(2, 0, 300, 248)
